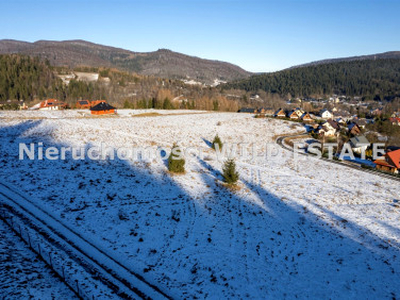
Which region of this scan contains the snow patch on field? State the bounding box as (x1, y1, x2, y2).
(0, 112, 399, 298)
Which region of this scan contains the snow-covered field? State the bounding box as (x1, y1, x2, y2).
(0, 110, 399, 298)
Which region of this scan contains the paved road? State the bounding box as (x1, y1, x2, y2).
(276, 133, 400, 183)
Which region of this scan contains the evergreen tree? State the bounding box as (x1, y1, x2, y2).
(213, 99, 219, 111)
(212, 134, 223, 150)
(168, 143, 185, 173)
(163, 97, 174, 109)
(222, 159, 239, 185)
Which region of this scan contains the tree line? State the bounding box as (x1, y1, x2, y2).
(223, 59, 400, 101)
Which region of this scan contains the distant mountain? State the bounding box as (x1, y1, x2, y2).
(223, 55, 400, 101)
(0, 39, 251, 84)
(288, 51, 400, 69)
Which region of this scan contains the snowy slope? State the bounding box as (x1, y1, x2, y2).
(0, 111, 399, 298)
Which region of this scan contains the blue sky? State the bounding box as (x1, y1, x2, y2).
(1, 0, 399, 72)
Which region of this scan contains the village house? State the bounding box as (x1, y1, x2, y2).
(301, 112, 313, 122)
(90, 102, 116, 115)
(371, 108, 383, 117)
(274, 108, 287, 118)
(349, 135, 370, 154)
(335, 117, 347, 126)
(255, 107, 274, 115)
(76, 100, 91, 109)
(238, 107, 257, 113)
(320, 109, 333, 119)
(389, 117, 400, 126)
(374, 149, 400, 174)
(257, 108, 266, 114)
(0, 99, 28, 110)
(351, 118, 368, 129)
(288, 110, 300, 119)
(347, 122, 362, 136)
(33, 99, 67, 110)
(317, 119, 339, 137)
(239, 107, 257, 114)
(263, 108, 275, 116)
(335, 110, 352, 121)
(288, 108, 304, 119)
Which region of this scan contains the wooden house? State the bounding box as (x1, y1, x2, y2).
(274, 108, 286, 118)
(301, 113, 313, 122)
(348, 122, 361, 136)
(374, 149, 400, 174)
(76, 100, 91, 109)
(90, 102, 116, 115)
(264, 108, 275, 116)
(37, 99, 67, 110)
(288, 110, 300, 119)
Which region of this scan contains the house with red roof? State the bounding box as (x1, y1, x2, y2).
(36, 99, 67, 110)
(389, 117, 400, 126)
(76, 100, 91, 109)
(374, 149, 400, 174)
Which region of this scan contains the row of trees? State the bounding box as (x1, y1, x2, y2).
(224, 59, 400, 100)
(122, 92, 239, 111)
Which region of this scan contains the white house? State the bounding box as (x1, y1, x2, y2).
(320, 109, 333, 119)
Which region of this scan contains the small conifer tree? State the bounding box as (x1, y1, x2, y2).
(168, 143, 185, 173)
(222, 159, 239, 185)
(212, 134, 223, 150)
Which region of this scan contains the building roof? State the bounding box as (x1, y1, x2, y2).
(326, 119, 340, 130)
(78, 100, 90, 105)
(348, 122, 360, 131)
(320, 109, 332, 115)
(301, 113, 312, 119)
(349, 135, 370, 147)
(239, 108, 255, 113)
(352, 118, 367, 126)
(39, 99, 66, 108)
(387, 149, 400, 169)
(275, 108, 286, 115)
(90, 102, 116, 111)
(390, 117, 400, 123)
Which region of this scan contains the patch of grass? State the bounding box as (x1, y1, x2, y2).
(132, 112, 161, 117)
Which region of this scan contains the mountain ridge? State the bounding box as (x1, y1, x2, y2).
(0, 39, 251, 84)
(287, 51, 400, 70)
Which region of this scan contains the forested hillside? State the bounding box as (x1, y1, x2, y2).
(0, 55, 106, 102)
(224, 59, 400, 100)
(0, 55, 61, 101)
(0, 54, 241, 111)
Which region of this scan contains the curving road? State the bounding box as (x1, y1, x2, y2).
(276, 133, 400, 183)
